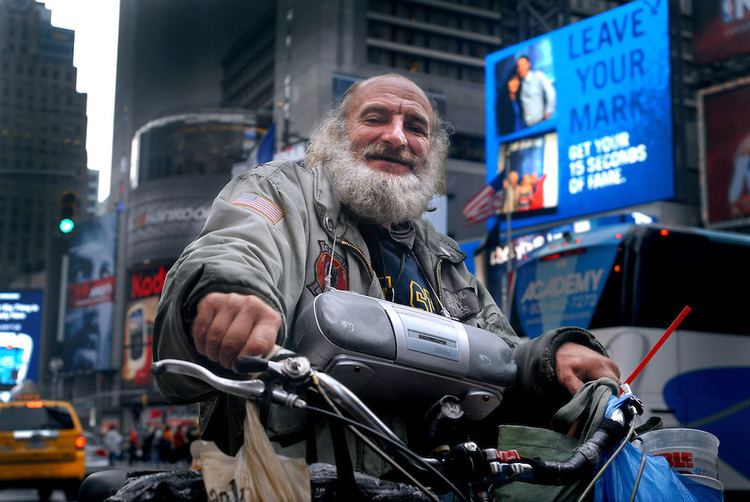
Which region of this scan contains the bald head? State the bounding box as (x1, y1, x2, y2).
(342, 74, 437, 134)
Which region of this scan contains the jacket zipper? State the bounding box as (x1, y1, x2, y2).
(433, 258, 453, 318)
(435, 258, 445, 309)
(340, 240, 375, 280)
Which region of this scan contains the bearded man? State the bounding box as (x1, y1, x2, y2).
(153, 74, 619, 463)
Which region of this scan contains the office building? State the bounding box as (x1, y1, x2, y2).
(0, 0, 87, 288)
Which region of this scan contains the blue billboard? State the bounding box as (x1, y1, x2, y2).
(485, 0, 673, 231)
(0, 290, 43, 387)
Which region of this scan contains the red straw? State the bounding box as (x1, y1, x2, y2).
(623, 305, 692, 386)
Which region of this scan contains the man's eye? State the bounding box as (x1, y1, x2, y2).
(363, 116, 384, 124)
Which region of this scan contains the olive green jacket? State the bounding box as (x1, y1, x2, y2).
(153, 160, 606, 456)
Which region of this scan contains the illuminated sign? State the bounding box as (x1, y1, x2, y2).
(693, 0, 750, 65)
(64, 214, 117, 372)
(0, 290, 42, 386)
(513, 241, 619, 338)
(699, 77, 750, 228)
(130, 266, 168, 299)
(123, 263, 172, 391)
(485, 0, 673, 231)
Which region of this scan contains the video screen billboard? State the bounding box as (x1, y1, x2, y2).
(699, 78, 750, 227)
(63, 214, 117, 372)
(485, 0, 673, 231)
(122, 263, 171, 392)
(0, 290, 42, 386)
(693, 0, 750, 65)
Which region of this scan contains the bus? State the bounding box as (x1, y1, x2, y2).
(508, 222, 750, 494)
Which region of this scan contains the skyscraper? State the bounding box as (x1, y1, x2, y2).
(0, 0, 87, 287)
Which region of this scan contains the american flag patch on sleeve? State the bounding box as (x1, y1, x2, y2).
(232, 193, 285, 224)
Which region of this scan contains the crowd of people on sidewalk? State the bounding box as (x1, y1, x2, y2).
(101, 422, 199, 465)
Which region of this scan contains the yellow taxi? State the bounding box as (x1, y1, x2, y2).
(0, 399, 86, 501)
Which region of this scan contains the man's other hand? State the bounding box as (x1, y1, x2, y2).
(555, 342, 621, 395)
(192, 292, 281, 369)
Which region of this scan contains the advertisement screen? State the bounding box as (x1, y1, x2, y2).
(122, 263, 170, 391)
(700, 78, 750, 227)
(0, 290, 42, 386)
(693, 0, 750, 65)
(513, 242, 619, 338)
(495, 133, 559, 216)
(485, 0, 673, 231)
(63, 214, 117, 372)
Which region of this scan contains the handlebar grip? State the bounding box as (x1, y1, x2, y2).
(233, 344, 301, 374)
(233, 355, 269, 374)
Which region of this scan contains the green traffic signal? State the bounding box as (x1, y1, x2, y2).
(59, 218, 75, 234)
(59, 191, 78, 234)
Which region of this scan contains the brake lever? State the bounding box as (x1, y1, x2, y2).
(151, 359, 307, 409)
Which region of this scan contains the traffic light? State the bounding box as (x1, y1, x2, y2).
(59, 191, 78, 234)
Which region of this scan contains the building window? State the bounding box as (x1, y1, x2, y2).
(450, 134, 485, 162)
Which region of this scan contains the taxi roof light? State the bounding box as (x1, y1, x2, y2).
(25, 401, 44, 408)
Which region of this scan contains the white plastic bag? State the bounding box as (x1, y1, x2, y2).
(191, 402, 311, 501)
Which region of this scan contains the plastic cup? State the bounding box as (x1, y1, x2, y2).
(640, 428, 720, 479)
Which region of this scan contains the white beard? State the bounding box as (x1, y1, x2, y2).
(319, 134, 443, 228)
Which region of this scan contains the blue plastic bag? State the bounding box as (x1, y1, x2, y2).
(594, 441, 699, 501)
(594, 396, 722, 501)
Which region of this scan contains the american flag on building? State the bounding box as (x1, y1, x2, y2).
(462, 174, 506, 224)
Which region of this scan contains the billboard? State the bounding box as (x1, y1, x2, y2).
(63, 214, 118, 372)
(485, 0, 673, 232)
(693, 0, 750, 65)
(0, 290, 42, 387)
(122, 263, 170, 391)
(699, 77, 750, 228)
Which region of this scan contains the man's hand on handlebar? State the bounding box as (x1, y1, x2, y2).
(192, 292, 281, 369)
(554, 342, 621, 395)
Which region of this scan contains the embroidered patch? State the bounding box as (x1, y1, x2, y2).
(232, 193, 285, 224)
(409, 281, 435, 313)
(306, 240, 349, 295)
(443, 287, 482, 320)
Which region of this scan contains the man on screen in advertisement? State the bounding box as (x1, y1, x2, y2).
(516, 55, 556, 127)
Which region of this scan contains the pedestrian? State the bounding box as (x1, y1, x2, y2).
(174, 425, 188, 463)
(152, 425, 163, 463)
(141, 426, 154, 462)
(128, 428, 140, 465)
(161, 425, 175, 463)
(103, 424, 123, 464)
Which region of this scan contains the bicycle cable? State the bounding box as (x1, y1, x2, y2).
(304, 405, 473, 502)
(311, 376, 440, 502)
(628, 436, 648, 502)
(310, 373, 470, 501)
(576, 417, 638, 502)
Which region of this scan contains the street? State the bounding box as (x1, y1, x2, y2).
(0, 460, 191, 502)
(0, 490, 67, 501)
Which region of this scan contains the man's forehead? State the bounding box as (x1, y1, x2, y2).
(349, 76, 432, 118)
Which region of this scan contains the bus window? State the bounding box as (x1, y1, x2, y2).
(633, 229, 749, 335)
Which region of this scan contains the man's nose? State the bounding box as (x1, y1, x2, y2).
(381, 116, 407, 147)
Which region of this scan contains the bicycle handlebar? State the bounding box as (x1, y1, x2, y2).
(151, 356, 639, 493)
(151, 358, 307, 410)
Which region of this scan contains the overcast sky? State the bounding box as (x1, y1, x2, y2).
(43, 0, 120, 201)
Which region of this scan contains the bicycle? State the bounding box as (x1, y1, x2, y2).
(82, 290, 646, 501)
